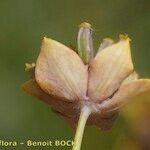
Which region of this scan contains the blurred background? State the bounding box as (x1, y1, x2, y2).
(0, 0, 150, 149)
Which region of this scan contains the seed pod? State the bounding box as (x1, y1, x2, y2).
(77, 22, 93, 64)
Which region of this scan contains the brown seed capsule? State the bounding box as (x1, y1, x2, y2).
(22, 23, 150, 150)
(22, 29, 150, 128)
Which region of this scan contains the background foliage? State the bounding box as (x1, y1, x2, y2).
(0, 0, 150, 149)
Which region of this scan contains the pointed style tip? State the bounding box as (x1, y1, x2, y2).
(79, 22, 92, 29)
(43, 37, 51, 43)
(119, 33, 131, 41)
(42, 37, 55, 48)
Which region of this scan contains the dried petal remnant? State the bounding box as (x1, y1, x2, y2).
(77, 22, 93, 64)
(25, 63, 35, 72)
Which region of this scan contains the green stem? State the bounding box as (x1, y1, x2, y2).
(72, 106, 91, 150)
